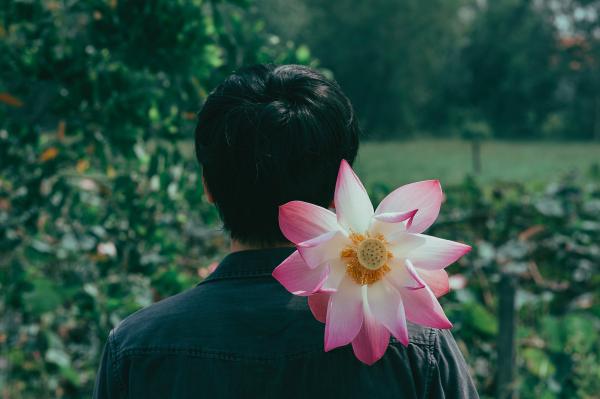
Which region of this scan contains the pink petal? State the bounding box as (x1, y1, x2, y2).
(373, 209, 418, 224)
(324, 277, 364, 351)
(401, 286, 452, 329)
(403, 259, 427, 290)
(369, 219, 405, 237)
(367, 281, 409, 346)
(351, 308, 391, 365)
(308, 291, 331, 323)
(390, 232, 471, 270)
(321, 259, 346, 292)
(419, 269, 449, 297)
(334, 159, 374, 234)
(279, 201, 339, 244)
(272, 251, 328, 296)
(369, 209, 418, 236)
(386, 259, 426, 290)
(388, 231, 426, 256)
(298, 229, 340, 247)
(297, 230, 349, 269)
(375, 180, 443, 234)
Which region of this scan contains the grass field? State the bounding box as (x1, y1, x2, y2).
(355, 139, 600, 189)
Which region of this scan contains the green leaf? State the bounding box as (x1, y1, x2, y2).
(23, 279, 62, 315)
(462, 302, 498, 336)
(295, 45, 311, 64)
(45, 348, 70, 368)
(523, 347, 556, 379)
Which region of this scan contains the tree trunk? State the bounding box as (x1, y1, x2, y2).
(594, 94, 600, 141)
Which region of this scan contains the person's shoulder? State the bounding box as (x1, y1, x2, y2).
(110, 285, 207, 351)
(404, 324, 462, 358)
(405, 322, 438, 347)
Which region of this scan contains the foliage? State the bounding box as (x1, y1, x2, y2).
(551, 1, 600, 141)
(0, 0, 312, 397)
(374, 173, 600, 398)
(458, 0, 559, 138)
(258, 0, 467, 137)
(258, 0, 600, 139)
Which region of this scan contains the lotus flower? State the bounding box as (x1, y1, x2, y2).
(272, 160, 471, 365)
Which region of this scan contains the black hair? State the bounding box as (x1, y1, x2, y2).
(195, 64, 360, 246)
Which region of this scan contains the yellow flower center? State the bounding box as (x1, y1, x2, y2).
(357, 238, 388, 270)
(341, 232, 394, 285)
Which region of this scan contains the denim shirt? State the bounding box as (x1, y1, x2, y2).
(94, 247, 479, 398)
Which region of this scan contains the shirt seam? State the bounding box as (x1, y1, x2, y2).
(389, 337, 430, 346)
(113, 339, 426, 363)
(108, 329, 125, 396)
(199, 270, 274, 284)
(118, 345, 329, 363)
(423, 328, 438, 398)
(199, 248, 296, 284)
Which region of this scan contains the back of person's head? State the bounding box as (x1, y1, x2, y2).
(195, 64, 360, 246)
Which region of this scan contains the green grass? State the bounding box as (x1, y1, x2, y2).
(355, 139, 600, 189)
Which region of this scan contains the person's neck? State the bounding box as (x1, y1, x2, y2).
(230, 238, 294, 253)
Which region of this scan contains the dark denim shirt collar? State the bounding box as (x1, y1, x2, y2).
(200, 246, 296, 283)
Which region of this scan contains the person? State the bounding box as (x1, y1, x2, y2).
(93, 64, 480, 398)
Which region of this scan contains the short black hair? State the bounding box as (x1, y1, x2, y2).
(195, 64, 360, 246)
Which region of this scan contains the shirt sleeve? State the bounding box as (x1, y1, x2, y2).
(427, 329, 480, 399)
(93, 330, 121, 399)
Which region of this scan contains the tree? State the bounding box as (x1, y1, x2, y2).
(257, 0, 467, 137)
(550, 0, 600, 140)
(460, 0, 559, 138)
(0, 1, 310, 397)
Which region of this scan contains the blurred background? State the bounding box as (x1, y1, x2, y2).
(1, 0, 599, 398)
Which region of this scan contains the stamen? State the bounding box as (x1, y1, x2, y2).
(348, 232, 365, 245)
(340, 232, 394, 285)
(345, 259, 391, 285)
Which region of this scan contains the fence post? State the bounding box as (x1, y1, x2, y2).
(497, 272, 517, 399)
